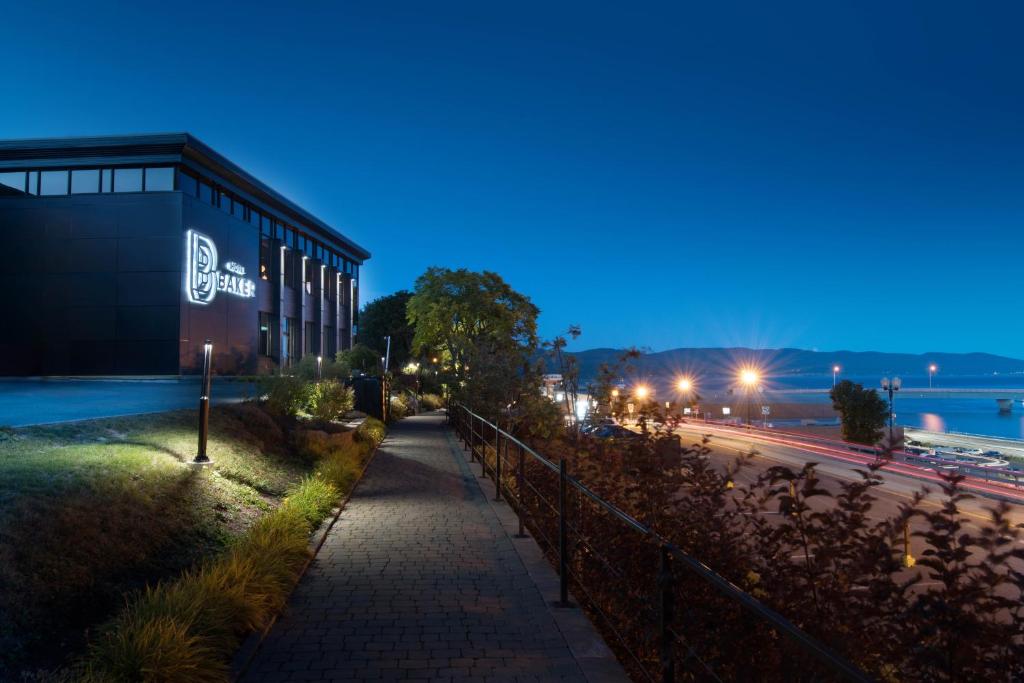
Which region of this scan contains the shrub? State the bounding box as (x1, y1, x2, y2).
(388, 393, 409, 421)
(305, 380, 355, 422)
(420, 393, 445, 411)
(83, 613, 227, 683)
(356, 417, 386, 447)
(281, 476, 338, 528)
(257, 375, 308, 417)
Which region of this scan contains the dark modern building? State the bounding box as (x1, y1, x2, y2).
(0, 134, 369, 376)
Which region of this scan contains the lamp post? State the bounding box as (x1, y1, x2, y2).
(881, 376, 901, 444)
(316, 355, 323, 382)
(194, 339, 213, 465)
(928, 364, 937, 389)
(676, 376, 693, 418)
(740, 369, 760, 426)
(832, 365, 840, 388)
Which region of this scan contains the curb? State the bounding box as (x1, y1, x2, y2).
(230, 428, 385, 681)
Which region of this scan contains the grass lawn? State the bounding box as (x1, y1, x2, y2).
(0, 402, 325, 678)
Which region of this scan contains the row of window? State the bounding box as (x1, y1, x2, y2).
(0, 167, 174, 196)
(0, 163, 361, 282)
(261, 313, 342, 364)
(177, 167, 359, 277)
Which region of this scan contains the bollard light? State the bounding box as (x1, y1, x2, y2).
(316, 355, 323, 382)
(193, 339, 213, 465)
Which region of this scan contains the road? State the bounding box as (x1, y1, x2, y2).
(672, 421, 1024, 573)
(905, 427, 1024, 461)
(0, 378, 257, 427)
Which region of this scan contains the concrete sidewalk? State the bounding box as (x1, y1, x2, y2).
(241, 413, 626, 682)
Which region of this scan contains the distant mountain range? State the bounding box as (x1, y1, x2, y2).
(560, 347, 1024, 382)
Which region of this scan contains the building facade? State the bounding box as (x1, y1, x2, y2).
(0, 134, 369, 376)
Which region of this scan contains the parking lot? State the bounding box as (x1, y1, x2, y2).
(0, 379, 256, 427)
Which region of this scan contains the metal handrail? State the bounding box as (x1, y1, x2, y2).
(451, 402, 871, 683)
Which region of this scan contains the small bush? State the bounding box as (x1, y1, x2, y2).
(356, 417, 386, 447)
(388, 393, 409, 421)
(420, 393, 445, 411)
(257, 375, 308, 417)
(84, 613, 227, 683)
(282, 476, 338, 528)
(305, 380, 355, 422)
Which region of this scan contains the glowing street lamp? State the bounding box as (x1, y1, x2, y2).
(193, 339, 214, 465)
(832, 365, 840, 387)
(316, 355, 323, 382)
(676, 377, 692, 392)
(739, 368, 760, 426)
(928, 364, 937, 389)
(634, 384, 650, 400)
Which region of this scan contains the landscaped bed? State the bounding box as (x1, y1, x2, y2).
(0, 399, 384, 680)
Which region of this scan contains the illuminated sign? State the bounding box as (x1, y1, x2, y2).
(185, 229, 256, 305)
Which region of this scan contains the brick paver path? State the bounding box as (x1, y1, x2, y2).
(242, 413, 587, 682)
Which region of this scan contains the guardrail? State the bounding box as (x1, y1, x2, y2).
(449, 403, 871, 683)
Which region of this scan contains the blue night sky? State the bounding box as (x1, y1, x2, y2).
(3, 2, 1023, 356)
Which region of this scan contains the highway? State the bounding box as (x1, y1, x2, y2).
(672, 421, 1024, 566)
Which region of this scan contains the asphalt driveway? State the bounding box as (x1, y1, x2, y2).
(0, 379, 257, 427)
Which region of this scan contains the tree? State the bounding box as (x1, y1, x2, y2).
(357, 291, 414, 369)
(337, 343, 381, 375)
(407, 267, 540, 417)
(829, 379, 889, 445)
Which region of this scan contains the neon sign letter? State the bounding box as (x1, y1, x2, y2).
(185, 229, 256, 305)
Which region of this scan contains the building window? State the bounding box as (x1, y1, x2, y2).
(304, 321, 316, 356)
(39, 170, 69, 195)
(259, 237, 271, 281)
(233, 199, 245, 221)
(282, 317, 298, 367)
(113, 168, 143, 192)
(199, 180, 213, 204)
(324, 326, 336, 357)
(177, 169, 198, 196)
(259, 312, 273, 357)
(0, 171, 26, 193)
(218, 190, 232, 214)
(101, 169, 113, 192)
(144, 167, 174, 191)
(70, 169, 100, 194)
(303, 258, 313, 294)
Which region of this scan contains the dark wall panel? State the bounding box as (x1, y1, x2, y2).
(0, 193, 182, 375)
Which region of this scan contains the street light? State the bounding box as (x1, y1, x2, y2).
(881, 376, 902, 444)
(739, 368, 760, 426)
(677, 376, 694, 418)
(634, 384, 650, 400)
(193, 339, 213, 465)
(928, 364, 937, 389)
(832, 365, 840, 387)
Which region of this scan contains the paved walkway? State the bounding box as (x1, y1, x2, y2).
(242, 413, 592, 682)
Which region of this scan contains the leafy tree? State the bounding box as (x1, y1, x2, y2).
(336, 343, 381, 375)
(829, 379, 889, 445)
(357, 291, 414, 368)
(407, 267, 539, 417)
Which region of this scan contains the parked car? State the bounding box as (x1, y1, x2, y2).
(586, 424, 643, 441)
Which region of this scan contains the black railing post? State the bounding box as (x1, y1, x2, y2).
(558, 458, 570, 607)
(494, 421, 502, 501)
(479, 419, 488, 478)
(659, 544, 675, 683)
(516, 443, 527, 538)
